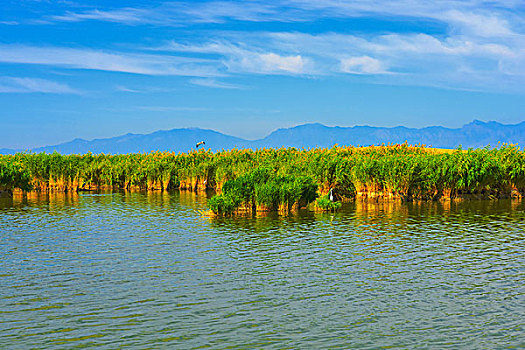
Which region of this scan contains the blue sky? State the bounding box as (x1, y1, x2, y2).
(0, 0, 524, 149)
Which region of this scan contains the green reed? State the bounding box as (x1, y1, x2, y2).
(1, 145, 524, 210)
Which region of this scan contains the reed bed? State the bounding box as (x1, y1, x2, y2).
(1, 144, 524, 213)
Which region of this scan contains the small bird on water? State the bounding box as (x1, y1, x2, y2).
(196, 141, 205, 148)
(329, 188, 334, 201)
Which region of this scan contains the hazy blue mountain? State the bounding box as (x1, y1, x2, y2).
(256, 120, 525, 149)
(0, 148, 21, 155)
(32, 128, 250, 154)
(1, 120, 524, 155)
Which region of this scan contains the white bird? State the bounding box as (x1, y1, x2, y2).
(196, 141, 205, 148)
(329, 188, 334, 201)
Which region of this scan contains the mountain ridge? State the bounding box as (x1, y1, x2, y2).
(1, 120, 524, 155)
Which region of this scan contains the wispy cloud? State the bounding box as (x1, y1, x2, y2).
(45, 1, 523, 38)
(443, 10, 514, 38)
(0, 76, 79, 94)
(287, 0, 522, 38)
(162, 41, 315, 75)
(52, 8, 152, 25)
(114, 85, 179, 94)
(190, 78, 243, 89)
(138, 106, 212, 112)
(258, 53, 306, 73)
(227, 51, 311, 74)
(48, 2, 302, 26)
(161, 28, 525, 92)
(115, 85, 141, 93)
(8, 1, 525, 92)
(340, 56, 387, 75)
(0, 45, 223, 77)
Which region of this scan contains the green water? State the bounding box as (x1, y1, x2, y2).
(1, 192, 524, 349)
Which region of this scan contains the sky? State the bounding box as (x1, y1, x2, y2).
(0, 0, 524, 149)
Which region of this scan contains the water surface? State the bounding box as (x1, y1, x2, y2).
(1, 192, 524, 349)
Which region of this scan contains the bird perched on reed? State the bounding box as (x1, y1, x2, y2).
(196, 141, 205, 148)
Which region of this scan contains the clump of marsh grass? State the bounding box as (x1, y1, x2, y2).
(315, 195, 341, 212)
(207, 168, 318, 216)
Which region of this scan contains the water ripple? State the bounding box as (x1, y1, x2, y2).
(1, 193, 524, 349)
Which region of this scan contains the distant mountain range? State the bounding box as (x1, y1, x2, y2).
(2, 120, 524, 155)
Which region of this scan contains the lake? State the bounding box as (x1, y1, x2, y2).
(1, 191, 524, 349)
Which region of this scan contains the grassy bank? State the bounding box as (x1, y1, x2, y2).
(1, 144, 524, 212)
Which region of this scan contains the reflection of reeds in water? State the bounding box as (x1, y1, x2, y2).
(353, 200, 409, 219)
(351, 198, 525, 231)
(178, 190, 199, 206)
(144, 190, 174, 209)
(511, 198, 522, 211)
(11, 190, 81, 209)
(178, 190, 212, 208)
(353, 198, 524, 218)
(7, 190, 181, 212)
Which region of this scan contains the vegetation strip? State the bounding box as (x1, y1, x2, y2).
(1, 145, 524, 213)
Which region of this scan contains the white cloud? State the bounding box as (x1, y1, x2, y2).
(115, 85, 141, 93)
(161, 28, 524, 91)
(163, 41, 313, 75)
(45, 1, 524, 40)
(287, 0, 521, 35)
(48, 1, 293, 26)
(340, 56, 386, 74)
(0, 45, 222, 77)
(138, 106, 211, 112)
(52, 9, 150, 25)
(190, 78, 243, 89)
(364, 33, 517, 58)
(258, 53, 305, 73)
(230, 51, 309, 74)
(114, 85, 179, 94)
(6, 1, 525, 92)
(0, 77, 79, 94)
(444, 10, 513, 38)
(171, 1, 286, 23)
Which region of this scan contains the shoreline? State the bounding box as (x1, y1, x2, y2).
(1, 145, 524, 213)
(7, 186, 522, 201)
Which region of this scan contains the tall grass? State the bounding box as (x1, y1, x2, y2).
(208, 168, 318, 214)
(1, 145, 524, 207)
